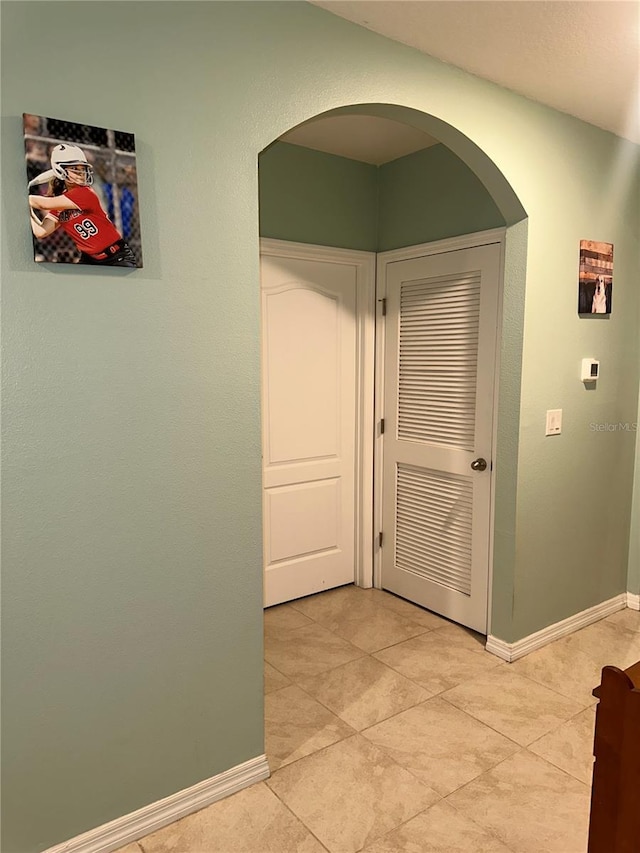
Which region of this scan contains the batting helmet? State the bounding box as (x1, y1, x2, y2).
(50, 144, 94, 186)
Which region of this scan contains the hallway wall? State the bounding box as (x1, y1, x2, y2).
(259, 142, 378, 250)
(377, 143, 505, 250)
(628, 352, 640, 598)
(2, 2, 638, 850)
(258, 140, 505, 250)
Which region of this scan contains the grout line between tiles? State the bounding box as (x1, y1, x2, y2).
(358, 695, 436, 735)
(435, 662, 597, 746)
(436, 690, 543, 750)
(264, 658, 294, 679)
(522, 750, 594, 792)
(265, 684, 357, 772)
(268, 734, 443, 853)
(510, 671, 597, 709)
(356, 697, 530, 800)
(267, 730, 363, 777)
(356, 800, 440, 851)
(443, 788, 521, 853)
(264, 784, 332, 853)
(525, 745, 594, 788)
(271, 649, 591, 760)
(291, 655, 433, 726)
(526, 700, 597, 749)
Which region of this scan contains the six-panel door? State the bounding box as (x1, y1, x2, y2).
(261, 254, 357, 606)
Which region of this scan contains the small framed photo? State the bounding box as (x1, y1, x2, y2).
(24, 113, 143, 268)
(578, 240, 612, 314)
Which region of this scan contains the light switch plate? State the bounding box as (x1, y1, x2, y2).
(546, 409, 562, 436)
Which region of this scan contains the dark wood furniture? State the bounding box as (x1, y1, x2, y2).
(588, 660, 640, 853)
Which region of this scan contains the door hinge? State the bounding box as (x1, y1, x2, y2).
(379, 532, 384, 548)
(380, 418, 385, 435)
(379, 297, 387, 316)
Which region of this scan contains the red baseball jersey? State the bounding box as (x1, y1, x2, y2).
(48, 186, 121, 255)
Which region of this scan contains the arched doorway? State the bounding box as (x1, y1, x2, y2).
(258, 103, 528, 639)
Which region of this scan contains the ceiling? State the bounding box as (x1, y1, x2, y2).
(281, 114, 439, 164)
(282, 1, 639, 164)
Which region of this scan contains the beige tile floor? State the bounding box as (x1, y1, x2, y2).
(120, 586, 640, 853)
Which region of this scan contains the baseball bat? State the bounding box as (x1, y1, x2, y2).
(28, 169, 54, 188)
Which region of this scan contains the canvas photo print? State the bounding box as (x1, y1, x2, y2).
(578, 239, 612, 314)
(24, 114, 142, 268)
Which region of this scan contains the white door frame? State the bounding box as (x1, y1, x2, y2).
(260, 238, 377, 591)
(373, 227, 506, 635)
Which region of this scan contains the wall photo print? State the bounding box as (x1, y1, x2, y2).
(578, 240, 612, 314)
(24, 114, 143, 268)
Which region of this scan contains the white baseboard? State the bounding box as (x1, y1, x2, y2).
(44, 754, 270, 853)
(627, 592, 640, 610)
(486, 594, 627, 662)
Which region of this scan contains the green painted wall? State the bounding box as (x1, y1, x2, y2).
(628, 271, 640, 597)
(511, 128, 639, 637)
(629, 403, 640, 597)
(258, 141, 505, 251)
(2, 2, 639, 851)
(377, 143, 505, 250)
(259, 142, 378, 250)
(629, 159, 640, 600)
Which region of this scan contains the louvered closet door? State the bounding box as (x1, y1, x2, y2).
(382, 244, 500, 633)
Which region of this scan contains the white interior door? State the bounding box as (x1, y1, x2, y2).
(261, 251, 358, 606)
(381, 243, 501, 633)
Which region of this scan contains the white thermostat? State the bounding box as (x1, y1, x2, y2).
(581, 358, 599, 382)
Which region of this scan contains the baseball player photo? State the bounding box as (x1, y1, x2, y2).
(24, 114, 143, 268)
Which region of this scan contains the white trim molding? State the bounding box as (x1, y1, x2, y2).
(376, 227, 506, 265)
(44, 755, 270, 853)
(486, 594, 627, 662)
(627, 592, 640, 610)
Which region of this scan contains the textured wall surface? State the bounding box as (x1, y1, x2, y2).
(2, 2, 638, 851)
(258, 140, 505, 251)
(628, 339, 640, 597)
(259, 141, 378, 250)
(377, 143, 505, 250)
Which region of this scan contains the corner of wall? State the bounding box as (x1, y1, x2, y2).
(490, 219, 528, 644)
(627, 380, 640, 596)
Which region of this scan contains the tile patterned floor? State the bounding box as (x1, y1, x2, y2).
(121, 586, 640, 853)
